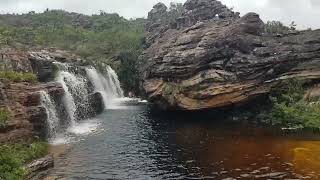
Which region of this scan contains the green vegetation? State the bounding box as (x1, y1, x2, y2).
(116, 50, 141, 94)
(0, 71, 37, 83)
(260, 80, 320, 129)
(0, 10, 146, 94)
(167, 3, 184, 27)
(0, 141, 48, 180)
(0, 108, 10, 127)
(264, 21, 297, 34)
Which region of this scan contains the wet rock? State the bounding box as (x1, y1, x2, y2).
(141, 0, 320, 110)
(89, 92, 104, 115)
(0, 81, 64, 143)
(29, 49, 83, 82)
(25, 155, 54, 180)
(74, 92, 104, 120)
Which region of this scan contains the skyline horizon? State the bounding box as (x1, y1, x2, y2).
(0, 0, 319, 29)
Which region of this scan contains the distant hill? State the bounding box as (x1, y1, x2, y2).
(0, 10, 145, 58)
(0, 10, 146, 94)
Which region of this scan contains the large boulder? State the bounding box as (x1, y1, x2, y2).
(141, 0, 320, 111)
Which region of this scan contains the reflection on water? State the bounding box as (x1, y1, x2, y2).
(48, 106, 320, 179)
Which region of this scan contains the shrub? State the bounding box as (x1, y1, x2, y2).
(0, 142, 48, 180)
(0, 71, 37, 83)
(264, 21, 296, 34)
(262, 79, 320, 129)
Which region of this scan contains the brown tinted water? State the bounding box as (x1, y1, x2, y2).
(48, 106, 320, 179)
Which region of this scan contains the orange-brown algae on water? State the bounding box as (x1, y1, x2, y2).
(173, 125, 320, 179)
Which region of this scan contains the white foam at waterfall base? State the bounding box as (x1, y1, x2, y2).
(39, 91, 60, 140)
(67, 118, 100, 135)
(50, 119, 100, 145)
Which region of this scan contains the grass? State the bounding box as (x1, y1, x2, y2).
(0, 108, 10, 127)
(0, 141, 49, 180)
(0, 71, 37, 83)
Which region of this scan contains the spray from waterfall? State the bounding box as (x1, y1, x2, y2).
(40, 91, 59, 140)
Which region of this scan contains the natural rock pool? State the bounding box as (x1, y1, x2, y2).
(48, 105, 320, 179)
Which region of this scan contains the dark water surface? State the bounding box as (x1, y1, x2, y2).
(49, 105, 320, 179)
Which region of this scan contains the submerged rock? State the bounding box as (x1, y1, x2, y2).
(141, 0, 320, 110)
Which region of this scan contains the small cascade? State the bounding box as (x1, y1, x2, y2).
(106, 65, 124, 97)
(85, 66, 124, 108)
(40, 91, 59, 140)
(55, 62, 91, 126)
(56, 71, 77, 126)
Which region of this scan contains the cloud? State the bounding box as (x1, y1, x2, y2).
(0, 0, 319, 29)
(221, 0, 320, 29)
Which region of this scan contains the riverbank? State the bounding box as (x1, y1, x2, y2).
(0, 141, 50, 179)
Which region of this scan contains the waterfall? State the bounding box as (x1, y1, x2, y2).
(56, 71, 77, 126)
(40, 91, 59, 140)
(85, 66, 124, 108)
(55, 62, 90, 126)
(37, 62, 129, 145)
(106, 65, 124, 97)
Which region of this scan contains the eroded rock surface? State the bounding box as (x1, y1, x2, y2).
(25, 155, 54, 180)
(0, 81, 64, 143)
(142, 0, 320, 110)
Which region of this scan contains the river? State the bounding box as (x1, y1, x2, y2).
(48, 104, 320, 179)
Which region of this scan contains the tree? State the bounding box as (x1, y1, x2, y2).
(264, 21, 292, 34)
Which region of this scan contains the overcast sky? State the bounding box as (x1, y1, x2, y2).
(0, 0, 319, 29)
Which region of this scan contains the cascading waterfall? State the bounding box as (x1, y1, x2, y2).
(56, 71, 77, 126)
(40, 91, 59, 140)
(85, 66, 124, 108)
(41, 62, 129, 144)
(55, 62, 90, 126)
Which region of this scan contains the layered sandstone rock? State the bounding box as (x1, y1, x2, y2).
(142, 0, 320, 110)
(0, 81, 64, 143)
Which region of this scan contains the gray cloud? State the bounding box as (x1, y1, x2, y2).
(0, 0, 319, 29)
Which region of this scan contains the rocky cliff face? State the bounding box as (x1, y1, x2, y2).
(0, 81, 63, 143)
(142, 0, 320, 110)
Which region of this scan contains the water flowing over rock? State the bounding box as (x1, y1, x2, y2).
(141, 0, 320, 111)
(0, 48, 123, 143)
(39, 91, 60, 140)
(86, 66, 124, 108)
